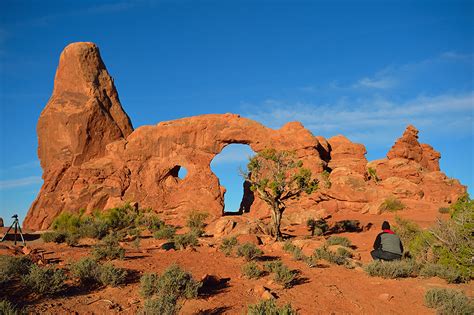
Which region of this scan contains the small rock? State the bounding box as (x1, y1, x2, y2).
(253, 285, 266, 296)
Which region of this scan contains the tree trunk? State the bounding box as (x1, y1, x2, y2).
(271, 206, 283, 241)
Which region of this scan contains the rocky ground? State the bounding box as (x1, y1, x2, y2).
(1, 208, 472, 315)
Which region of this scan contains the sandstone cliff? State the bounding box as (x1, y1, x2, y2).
(23, 43, 466, 230)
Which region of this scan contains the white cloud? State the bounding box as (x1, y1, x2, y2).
(0, 176, 42, 190)
(211, 144, 255, 165)
(243, 92, 474, 145)
(354, 76, 396, 89)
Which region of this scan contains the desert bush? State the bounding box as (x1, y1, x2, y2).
(153, 225, 176, 240)
(438, 207, 450, 214)
(143, 295, 179, 315)
(247, 299, 298, 315)
(173, 232, 199, 250)
(282, 241, 305, 261)
(332, 220, 362, 233)
(242, 261, 263, 279)
(313, 247, 348, 266)
(364, 260, 417, 279)
(65, 233, 80, 246)
(186, 210, 209, 235)
(22, 265, 67, 295)
(236, 243, 263, 261)
(419, 263, 463, 284)
(140, 213, 164, 231)
(41, 231, 67, 243)
(367, 167, 379, 182)
(326, 236, 351, 247)
(220, 236, 238, 256)
(0, 255, 32, 285)
(321, 170, 331, 188)
(92, 232, 125, 260)
(99, 263, 127, 287)
(425, 288, 474, 315)
(379, 197, 405, 212)
(51, 211, 84, 234)
(306, 218, 328, 236)
(264, 260, 295, 288)
(140, 273, 159, 298)
(0, 300, 22, 315)
(141, 264, 201, 314)
(336, 247, 353, 258)
(70, 257, 101, 284)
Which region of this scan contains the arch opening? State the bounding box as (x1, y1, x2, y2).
(210, 144, 256, 214)
(169, 165, 188, 180)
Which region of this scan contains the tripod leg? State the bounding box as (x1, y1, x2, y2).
(0, 223, 15, 242)
(14, 222, 18, 245)
(17, 223, 26, 246)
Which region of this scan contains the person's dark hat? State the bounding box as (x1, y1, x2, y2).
(382, 221, 390, 230)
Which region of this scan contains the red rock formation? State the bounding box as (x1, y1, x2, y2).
(23, 42, 467, 230)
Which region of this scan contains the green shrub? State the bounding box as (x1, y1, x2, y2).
(65, 233, 80, 246)
(326, 236, 351, 247)
(379, 197, 405, 212)
(0, 255, 32, 285)
(22, 265, 67, 295)
(173, 232, 199, 250)
(420, 263, 463, 283)
(332, 220, 362, 233)
(143, 295, 179, 315)
(140, 213, 164, 231)
(51, 211, 84, 234)
(438, 207, 450, 214)
(364, 260, 417, 279)
(70, 257, 101, 284)
(247, 299, 298, 315)
(99, 263, 127, 287)
(141, 264, 201, 314)
(236, 243, 263, 261)
(264, 260, 295, 288)
(321, 170, 331, 189)
(0, 300, 21, 315)
(41, 231, 67, 243)
(282, 242, 305, 261)
(306, 218, 328, 236)
(186, 210, 209, 235)
(425, 288, 474, 315)
(313, 247, 348, 266)
(367, 167, 379, 182)
(220, 236, 238, 256)
(336, 247, 353, 258)
(92, 233, 125, 260)
(140, 273, 159, 298)
(153, 225, 176, 240)
(242, 261, 263, 279)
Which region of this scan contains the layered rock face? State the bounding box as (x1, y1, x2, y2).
(23, 42, 466, 230)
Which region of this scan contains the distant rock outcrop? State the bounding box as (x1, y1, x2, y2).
(23, 42, 466, 230)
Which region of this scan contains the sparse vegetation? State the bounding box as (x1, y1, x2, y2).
(367, 167, 379, 182)
(22, 265, 67, 295)
(321, 170, 331, 188)
(306, 218, 328, 236)
(424, 288, 474, 315)
(186, 210, 209, 236)
(264, 260, 296, 288)
(326, 236, 352, 247)
(379, 197, 405, 212)
(364, 260, 417, 279)
(331, 220, 362, 233)
(41, 231, 67, 243)
(419, 263, 463, 284)
(173, 232, 199, 250)
(241, 261, 263, 279)
(140, 264, 201, 315)
(244, 149, 318, 240)
(92, 232, 125, 260)
(247, 299, 298, 315)
(220, 236, 238, 256)
(282, 241, 305, 261)
(236, 243, 263, 261)
(438, 207, 450, 214)
(0, 299, 22, 315)
(70, 257, 101, 284)
(153, 225, 177, 240)
(98, 263, 127, 287)
(313, 247, 349, 266)
(0, 255, 32, 285)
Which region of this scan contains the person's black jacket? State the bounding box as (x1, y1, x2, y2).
(373, 229, 404, 254)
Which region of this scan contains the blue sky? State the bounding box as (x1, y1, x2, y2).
(0, 0, 473, 225)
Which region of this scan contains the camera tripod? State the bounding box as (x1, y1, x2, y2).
(0, 214, 26, 246)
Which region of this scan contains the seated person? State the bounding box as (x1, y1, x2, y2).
(371, 221, 403, 261)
